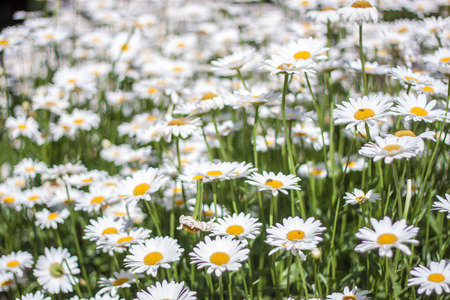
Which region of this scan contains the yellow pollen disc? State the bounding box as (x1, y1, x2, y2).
(90, 196, 105, 204)
(394, 130, 416, 137)
(277, 63, 292, 70)
(226, 225, 245, 235)
(410, 107, 428, 117)
(82, 178, 93, 183)
(48, 213, 59, 220)
(344, 161, 356, 167)
(351, 0, 372, 8)
(264, 179, 283, 189)
(321, 7, 336, 11)
(67, 79, 77, 83)
(381, 144, 402, 152)
(147, 115, 156, 121)
(1, 279, 13, 287)
(182, 225, 200, 233)
(397, 27, 408, 33)
(121, 44, 129, 51)
(293, 51, 311, 60)
(62, 125, 70, 130)
(173, 67, 183, 72)
(168, 119, 186, 126)
(133, 183, 150, 196)
(148, 87, 158, 94)
(286, 230, 306, 241)
(3, 197, 14, 203)
(301, 0, 309, 5)
(201, 92, 217, 100)
(440, 57, 450, 63)
(44, 34, 54, 39)
(354, 108, 375, 120)
(343, 296, 356, 300)
(177, 43, 185, 48)
(112, 277, 129, 286)
(132, 125, 141, 130)
(404, 76, 418, 81)
(0, 39, 9, 46)
(422, 86, 434, 92)
(209, 252, 230, 266)
(174, 199, 184, 206)
(355, 196, 368, 202)
(114, 212, 126, 217)
(143, 251, 163, 265)
(74, 119, 85, 124)
(184, 146, 195, 152)
(295, 132, 307, 137)
(7, 260, 20, 268)
(117, 236, 133, 244)
(312, 169, 323, 175)
(206, 170, 223, 176)
(192, 175, 205, 180)
(28, 195, 39, 201)
(204, 210, 214, 216)
(428, 273, 445, 283)
(18, 124, 27, 129)
(377, 233, 398, 245)
(102, 227, 118, 235)
(25, 167, 36, 172)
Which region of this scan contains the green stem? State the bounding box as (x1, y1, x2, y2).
(281, 73, 295, 175)
(253, 105, 260, 170)
(211, 110, 229, 161)
(359, 24, 368, 96)
(192, 181, 204, 219)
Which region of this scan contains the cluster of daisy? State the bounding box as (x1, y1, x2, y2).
(0, 0, 449, 299)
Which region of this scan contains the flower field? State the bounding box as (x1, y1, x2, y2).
(0, 0, 449, 299)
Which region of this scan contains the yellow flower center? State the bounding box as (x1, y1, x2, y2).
(143, 251, 163, 265)
(133, 183, 150, 196)
(25, 167, 35, 172)
(0, 39, 9, 46)
(351, 0, 372, 8)
(82, 178, 93, 183)
(394, 130, 416, 137)
(204, 210, 214, 216)
(404, 76, 418, 81)
(201, 92, 217, 100)
(28, 195, 39, 201)
(410, 107, 428, 117)
(173, 67, 183, 72)
(7, 260, 20, 268)
(74, 119, 85, 124)
(121, 44, 129, 51)
(377, 233, 398, 245)
(343, 296, 356, 300)
(293, 51, 311, 60)
(355, 196, 368, 202)
(354, 108, 375, 120)
(421, 86, 434, 93)
(226, 225, 245, 235)
(102, 227, 118, 235)
(192, 175, 205, 180)
(264, 179, 283, 189)
(48, 212, 59, 220)
(277, 63, 292, 70)
(286, 230, 306, 240)
(1, 279, 13, 287)
(168, 119, 186, 126)
(3, 197, 15, 203)
(18, 124, 27, 129)
(397, 27, 408, 34)
(440, 57, 450, 63)
(174, 199, 184, 206)
(90, 196, 105, 204)
(321, 6, 336, 11)
(147, 87, 158, 94)
(381, 144, 402, 152)
(117, 236, 133, 244)
(209, 252, 230, 266)
(206, 170, 223, 176)
(182, 225, 200, 233)
(112, 277, 129, 286)
(428, 273, 445, 283)
(49, 263, 64, 278)
(312, 169, 323, 176)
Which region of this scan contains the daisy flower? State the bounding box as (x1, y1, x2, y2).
(262, 54, 316, 75)
(344, 188, 380, 206)
(266, 216, 326, 260)
(326, 286, 371, 300)
(355, 216, 419, 257)
(339, 0, 379, 24)
(83, 215, 127, 242)
(33, 247, 80, 294)
(393, 93, 445, 123)
(0, 272, 15, 292)
(124, 237, 184, 277)
(189, 236, 249, 277)
(211, 212, 262, 242)
(389, 66, 431, 86)
(135, 280, 197, 300)
(432, 193, 450, 219)
(0, 250, 33, 276)
(276, 37, 328, 63)
(245, 171, 301, 196)
(35, 208, 70, 229)
(13, 158, 47, 179)
(211, 48, 255, 72)
(159, 117, 202, 142)
(358, 135, 422, 164)
(408, 260, 450, 296)
(5, 115, 40, 139)
(97, 269, 136, 297)
(117, 167, 168, 205)
(96, 227, 152, 254)
(333, 94, 393, 130)
(16, 291, 51, 300)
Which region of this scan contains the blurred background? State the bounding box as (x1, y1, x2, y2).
(0, 0, 43, 30)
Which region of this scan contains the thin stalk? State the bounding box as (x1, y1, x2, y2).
(211, 110, 229, 161)
(192, 181, 204, 219)
(219, 275, 224, 300)
(296, 255, 309, 300)
(143, 200, 162, 235)
(253, 105, 260, 170)
(359, 24, 368, 96)
(281, 73, 295, 175)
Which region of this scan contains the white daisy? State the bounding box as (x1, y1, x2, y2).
(160, 117, 202, 142)
(432, 193, 450, 219)
(33, 247, 80, 294)
(355, 216, 419, 257)
(0, 272, 15, 292)
(96, 227, 152, 254)
(339, 0, 379, 24)
(333, 94, 393, 130)
(392, 93, 445, 122)
(245, 171, 301, 196)
(189, 236, 249, 277)
(266, 216, 326, 260)
(135, 280, 197, 300)
(358, 135, 422, 164)
(211, 212, 262, 242)
(326, 286, 371, 300)
(124, 237, 184, 277)
(97, 269, 136, 297)
(408, 260, 450, 296)
(35, 208, 70, 229)
(83, 215, 127, 242)
(16, 291, 51, 300)
(13, 158, 47, 179)
(0, 250, 33, 276)
(344, 188, 380, 205)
